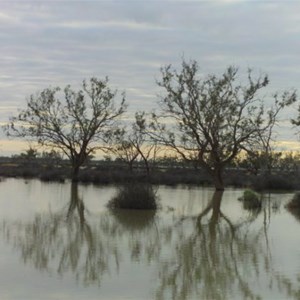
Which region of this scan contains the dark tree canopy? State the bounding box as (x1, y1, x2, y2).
(5, 77, 127, 181)
(150, 60, 296, 190)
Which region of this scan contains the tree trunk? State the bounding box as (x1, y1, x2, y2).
(128, 160, 134, 173)
(210, 191, 223, 224)
(212, 167, 225, 191)
(144, 159, 150, 176)
(139, 154, 150, 176)
(71, 149, 88, 182)
(72, 164, 80, 182)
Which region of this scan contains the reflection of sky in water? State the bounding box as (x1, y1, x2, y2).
(0, 178, 299, 299)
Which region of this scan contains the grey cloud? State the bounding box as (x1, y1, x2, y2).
(0, 0, 300, 141)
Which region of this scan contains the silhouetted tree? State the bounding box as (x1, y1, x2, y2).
(108, 112, 160, 175)
(150, 60, 296, 190)
(245, 91, 294, 175)
(5, 77, 127, 181)
(19, 146, 39, 160)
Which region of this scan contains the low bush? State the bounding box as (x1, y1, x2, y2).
(239, 189, 262, 210)
(286, 192, 300, 211)
(107, 182, 158, 210)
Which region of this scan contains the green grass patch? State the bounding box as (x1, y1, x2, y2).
(239, 189, 262, 210)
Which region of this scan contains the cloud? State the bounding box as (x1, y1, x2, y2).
(0, 1, 300, 155)
(0, 11, 19, 24)
(56, 20, 170, 31)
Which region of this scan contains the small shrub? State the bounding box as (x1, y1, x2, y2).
(108, 182, 158, 210)
(286, 192, 300, 210)
(239, 189, 262, 210)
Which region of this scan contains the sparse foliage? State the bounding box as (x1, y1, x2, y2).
(108, 112, 160, 175)
(150, 60, 296, 190)
(246, 91, 296, 175)
(19, 146, 39, 160)
(4, 77, 127, 181)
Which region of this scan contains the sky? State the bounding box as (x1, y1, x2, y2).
(1, 0, 300, 156)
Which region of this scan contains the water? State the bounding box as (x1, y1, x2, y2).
(0, 178, 299, 300)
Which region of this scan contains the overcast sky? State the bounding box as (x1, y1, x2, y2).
(1, 0, 300, 155)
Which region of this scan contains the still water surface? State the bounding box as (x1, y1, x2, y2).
(0, 178, 299, 300)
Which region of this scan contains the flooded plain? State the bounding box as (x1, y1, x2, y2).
(0, 178, 299, 300)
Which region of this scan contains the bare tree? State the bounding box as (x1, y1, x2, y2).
(4, 77, 127, 181)
(245, 91, 295, 175)
(108, 112, 160, 175)
(108, 133, 139, 172)
(150, 60, 296, 190)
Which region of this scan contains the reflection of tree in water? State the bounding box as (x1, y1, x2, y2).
(109, 209, 159, 262)
(110, 209, 156, 230)
(1, 187, 300, 299)
(2, 183, 122, 285)
(154, 192, 264, 300)
(155, 192, 300, 300)
(1, 183, 159, 285)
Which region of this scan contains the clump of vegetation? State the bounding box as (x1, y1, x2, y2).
(285, 193, 300, 222)
(286, 192, 300, 211)
(239, 189, 262, 210)
(108, 182, 158, 210)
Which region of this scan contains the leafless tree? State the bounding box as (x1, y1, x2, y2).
(108, 112, 160, 175)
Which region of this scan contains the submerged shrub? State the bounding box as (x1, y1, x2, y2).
(286, 192, 300, 210)
(239, 189, 262, 210)
(285, 193, 300, 222)
(108, 182, 158, 210)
